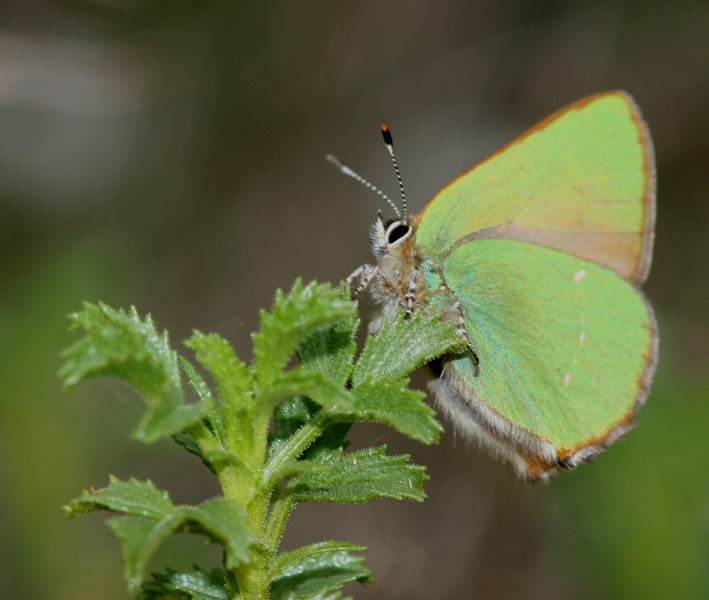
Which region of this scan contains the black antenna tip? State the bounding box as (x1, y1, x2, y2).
(380, 124, 393, 146)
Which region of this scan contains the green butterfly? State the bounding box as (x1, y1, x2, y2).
(341, 91, 658, 482)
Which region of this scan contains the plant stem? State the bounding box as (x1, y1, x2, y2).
(220, 408, 331, 599)
(263, 495, 296, 555)
(263, 410, 330, 478)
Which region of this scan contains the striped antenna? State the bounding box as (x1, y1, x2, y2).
(380, 125, 407, 220)
(325, 154, 402, 220)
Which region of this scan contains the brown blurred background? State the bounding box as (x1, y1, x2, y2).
(1, 2, 707, 599)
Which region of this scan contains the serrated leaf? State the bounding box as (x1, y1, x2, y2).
(270, 541, 366, 580)
(274, 594, 350, 600)
(60, 302, 204, 442)
(296, 283, 359, 386)
(275, 588, 351, 600)
(267, 396, 350, 476)
(184, 331, 252, 452)
(290, 446, 428, 503)
(173, 433, 216, 474)
(64, 476, 175, 519)
(201, 448, 253, 476)
(103, 497, 254, 593)
(180, 498, 255, 570)
(266, 368, 353, 412)
(137, 566, 228, 600)
(106, 514, 181, 594)
(252, 280, 355, 386)
(135, 401, 207, 443)
(269, 396, 318, 453)
(61, 302, 180, 401)
(180, 356, 225, 446)
(262, 460, 333, 502)
(344, 380, 443, 444)
(270, 549, 371, 600)
(352, 311, 465, 386)
(302, 423, 351, 464)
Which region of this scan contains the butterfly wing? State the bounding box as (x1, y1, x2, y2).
(416, 92, 658, 480)
(434, 239, 657, 480)
(416, 91, 655, 284)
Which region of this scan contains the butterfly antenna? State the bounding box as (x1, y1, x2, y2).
(380, 125, 407, 221)
(325, 153, 402, 220)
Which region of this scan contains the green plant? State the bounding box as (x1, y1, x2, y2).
(60, 279, 465, 599)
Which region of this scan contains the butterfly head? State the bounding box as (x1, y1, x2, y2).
(369, 211, 415, 260)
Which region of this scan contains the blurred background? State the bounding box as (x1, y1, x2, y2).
(1, 2, 707, 599)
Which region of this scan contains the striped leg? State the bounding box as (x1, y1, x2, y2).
(404, 265, 419, 318)
(452, 300, 480, 368)
(346, 264, 378, 296)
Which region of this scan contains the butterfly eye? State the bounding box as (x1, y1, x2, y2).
(386, 222, 411, 245)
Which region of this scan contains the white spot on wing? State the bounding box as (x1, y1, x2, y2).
(563, 373, 571, 387)
(573, 269, 587, 282)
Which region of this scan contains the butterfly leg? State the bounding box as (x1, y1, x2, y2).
(404, 265, 420, 319)
(346, 264, 379, 296)
(451, 300, 480, 368)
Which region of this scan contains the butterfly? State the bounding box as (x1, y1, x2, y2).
(334, 91, 658, 482)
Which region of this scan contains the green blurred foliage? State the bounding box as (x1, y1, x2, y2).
(0, 233, 142, 599)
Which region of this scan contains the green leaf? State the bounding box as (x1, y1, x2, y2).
(345, 380, 443, 444)
(270, 541, 366, 581)
(267, 396, 348, 461)
(136, 401, 207, 444)
(296, 283, 359, 386)
(137, 566, 228, 600)
(180, 356, 225, 446)
(290, 446, 428, 503)
(180, 498, 255, 570)
(103, 497, 254, 593)
(106, 515, 180, 594)
(285, 594, 349, 600)
(66, 480, 254, 592)
(266, 368, 353, 412)
(269, 396, 318, 454)
(270, 549, 371, 600)
(184, 331, 252, 452)
(59, 302, 205, 442)
(252, 280, 355, 387)
(302, 423, 351, 464)
(267, 396, 350, 476)
(173, 432, 216, 475)
(201, 448, 252, 476)
(262, 460, 332, 502)
(352, 311, 465, 386)
(64, 476, 174, 519)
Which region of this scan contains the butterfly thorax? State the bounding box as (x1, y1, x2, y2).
(366, 214, 444, 321)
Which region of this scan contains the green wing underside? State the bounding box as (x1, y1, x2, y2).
(415, 92, 653, 284)
(438, 238, 656, 451)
